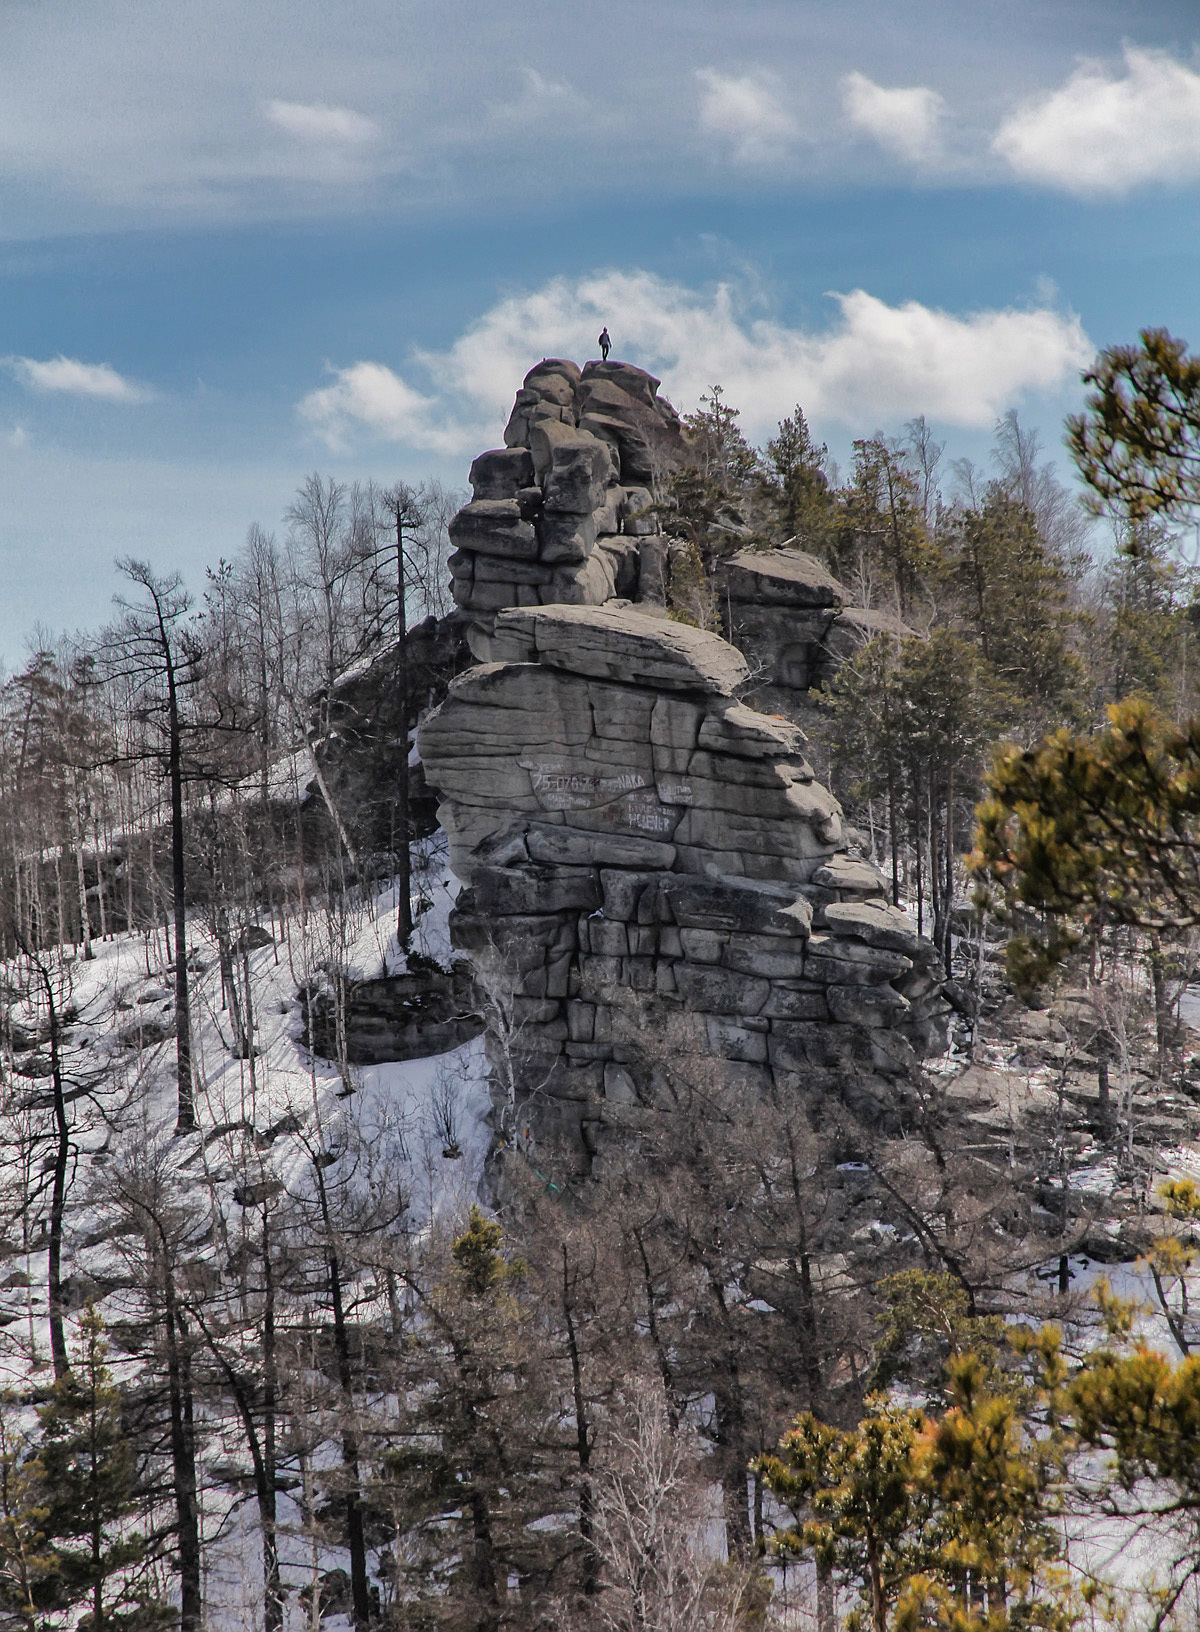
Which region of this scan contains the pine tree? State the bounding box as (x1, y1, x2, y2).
(35, 1307, 167, 1632)
(0, 1398, 57, 1631)
(946, 487, 1083, 726)
(762, 406, 833, 550)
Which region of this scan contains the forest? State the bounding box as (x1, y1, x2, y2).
(5, 329, 1200, 1632)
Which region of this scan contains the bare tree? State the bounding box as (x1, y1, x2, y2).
(107, 561, 198, 1132)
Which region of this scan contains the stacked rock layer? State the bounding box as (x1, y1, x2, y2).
(720, 548, 915, 697)
(418, 602, 948, 1152)
(448, 357, 684, 653)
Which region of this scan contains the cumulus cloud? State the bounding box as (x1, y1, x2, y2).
(842, 71, 943, 163)
(265, 100, 379, 144)
(994, 47, 1200, 193)
(298, 361, 445, 453)
(298, 270, 1092, 455)
(696, 68, 799, 165)
(7, 355, 154, 403)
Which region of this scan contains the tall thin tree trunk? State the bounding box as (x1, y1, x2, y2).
(162, 1265, 202, 1632)
(313, 1162, 370, 1631)
(562, 1245, 597, 1594)
(394, 511, 412, 950)
(37, 960, 70, 1380)
(164, 636, 194, 1132)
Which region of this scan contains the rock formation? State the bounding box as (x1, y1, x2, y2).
(447, 357, 915, 714)
(719, 548, 914, 701)
(448, 357, 683, 653)
(419, 357, 947, 1157)
(419, 601, 947, 1156)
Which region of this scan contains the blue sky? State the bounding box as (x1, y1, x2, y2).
(2, 0, 1200, 657)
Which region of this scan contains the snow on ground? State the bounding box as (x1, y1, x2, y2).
(0, 839, 491, 1627)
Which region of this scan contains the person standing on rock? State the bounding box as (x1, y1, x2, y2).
(598, 326, 611, 362)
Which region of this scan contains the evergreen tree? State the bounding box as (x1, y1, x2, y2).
(969, 697, 1200, 986)
(945, 488, 1082, 725)
(758, 1398, 926, 1632)
(1097, 518, 1196, 711)
(35, 1307, 167, 1632)
(1067, 327, 1200, 521)
(660, 386, 765, 576)
(0, 1401, 56, 1631)
(762, 405, 833, 550)
(833, 438, 932, 617)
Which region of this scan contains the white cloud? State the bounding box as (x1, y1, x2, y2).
(7, 355, 154, 403)
(264, 100, 379, 144)
(298, 361, 445, 453)
(994, 47, 1200, 193)
(696, 68, 798, 165)
(842, 71, 943, 163)
(298, 270, 1092, 455)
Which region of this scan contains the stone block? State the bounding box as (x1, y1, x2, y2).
(544, 1061, 603, 1101)
(473, 554, 555, 584)
(768, 1021, 862, 1071)
(579, 411, 657, 485)
(637, 536, 669, 603)
(698, 705, 808, 759)
(448, 499, 539, 560)
(662, 876, 813, 938)
(548, 551, 618, 605)
(629, 925, 657, 956)
(673, 963, 770, 1015)
(470, 863, 601, 916)
(524, 357, 582, 392)
(578, 954, 623, 991)
(704, 1014, 769, 1064)
(511, 995, 564, 1026)
(593, 492, 622, 534)
(527, 826, 676, 870)
(621, 487, 658, 535)
(762, 985, 831, 1020)
(650, 694, 703, 753)
(495, 604, 750, 694)
(722, 933, 809, 979)
(601, 870, 660, 921)
(538, 508, 596, 564)
(812, 855, 889, 897)
(822, 900, 923, 956)
(721, 547, 850, 608)
(567, 1002, 596, 1042)
(470, 447, 535, 500)
(589, 918, 629, 956)
(604, 1064, 638, 1103)
(680, 928, 724, 964)
(625, 957, 657, 993)
(826, 984, 911, 1027)
(566, 1041, 615, 1063)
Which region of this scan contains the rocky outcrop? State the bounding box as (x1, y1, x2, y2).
(719, 548, 915, 697)
(299, 964, 482, 1066)
(446, 356, 914, 707)
(418, 602, 947, 1155)
(447, 358, 683, 651)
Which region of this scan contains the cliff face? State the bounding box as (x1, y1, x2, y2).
(419, 358, 947, 1158)
(419, 601, 947, 1157)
